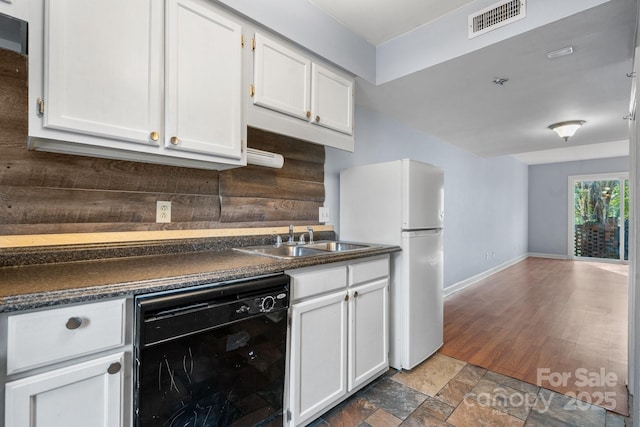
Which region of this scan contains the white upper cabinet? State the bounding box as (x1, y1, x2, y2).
(249, 32, 355, 151)
(28, 0, 355, 164)
(28, 0, 245, 170)
(252, 33, 311, 121)
(165, 0, 242, 159)
(252, 33, 353, 136)
(44, 0, 162, 146)
(310, 63, 354, 135)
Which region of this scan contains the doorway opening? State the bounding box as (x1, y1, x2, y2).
(569, 173, 629, 262)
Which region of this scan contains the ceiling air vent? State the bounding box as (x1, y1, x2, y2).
(468, 0, 526, 39)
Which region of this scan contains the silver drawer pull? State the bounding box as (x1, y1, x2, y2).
(65, 316, 83, 330)
(107, 362, 121, 375)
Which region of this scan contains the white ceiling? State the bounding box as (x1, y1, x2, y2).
(308, 0, 475, 45)
(311, 0, 637, 164)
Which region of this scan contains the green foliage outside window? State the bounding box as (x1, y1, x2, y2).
(574, 179, 627, 225)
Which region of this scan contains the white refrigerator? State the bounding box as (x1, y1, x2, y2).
(340, 159, 444, 370)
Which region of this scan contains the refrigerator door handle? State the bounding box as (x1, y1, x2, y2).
(401, 229, 442, 237)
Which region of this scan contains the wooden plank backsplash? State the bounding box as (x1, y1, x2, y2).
(0, 49, 324, 236)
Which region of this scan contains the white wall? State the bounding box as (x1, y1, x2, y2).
(528, 156, 630, 257)
(326, 107, 529, 289)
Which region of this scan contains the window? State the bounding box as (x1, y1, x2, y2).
(569, 173, 629, 261)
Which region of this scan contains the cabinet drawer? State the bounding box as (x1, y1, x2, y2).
(7, 299, 126, 374)
(288, 265, 347, 301)
(349, 257, 389, 286)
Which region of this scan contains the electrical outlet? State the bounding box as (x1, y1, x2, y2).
(319, 207, 330, 223)
(156, 201, 171, 223)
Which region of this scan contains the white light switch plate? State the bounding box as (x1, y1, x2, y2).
(319, 207, 330, 223)
(156, 201, 171, 223)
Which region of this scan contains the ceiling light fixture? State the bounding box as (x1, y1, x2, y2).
(546, 46, 574, 60)
(548, 120, 585, 141)
(493, 77, 509, 85)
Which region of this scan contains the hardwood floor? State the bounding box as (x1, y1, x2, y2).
(440, 257, 629, 415)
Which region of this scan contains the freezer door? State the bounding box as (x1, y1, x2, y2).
(340, 161, 403, 245)
(402, 160, 444, 230)
(395, 229, 443, 369)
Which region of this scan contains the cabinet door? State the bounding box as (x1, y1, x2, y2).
(165, 0, 242, 159)
(348, 278, 389, 391)
(44, 0, 162, 146)
(5, 353, 125, 427)
(310, 63, 354, 135)
(289, 292, 347, 426)
(253, 33, 311, 121)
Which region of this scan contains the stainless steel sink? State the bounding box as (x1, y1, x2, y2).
(236, 245, 327, 259)
(234, 240, 373, 259)
(306, 242, 369, 252)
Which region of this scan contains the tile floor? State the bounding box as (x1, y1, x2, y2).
(310, 353, 631, 427)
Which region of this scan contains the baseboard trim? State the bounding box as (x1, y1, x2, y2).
(528, 252, 569, 260)
(444, 254, 528, 298)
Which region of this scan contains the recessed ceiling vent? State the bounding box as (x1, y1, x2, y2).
(468, 0, 526, 39)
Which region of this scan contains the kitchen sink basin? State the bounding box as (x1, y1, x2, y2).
(236, 245, 327, 258)
(306, 242, 369, 252)
(234, 240, 373, 259)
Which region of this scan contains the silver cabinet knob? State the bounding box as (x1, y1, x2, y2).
(65, 317, 83, 330)
(107, 362, 121, 375)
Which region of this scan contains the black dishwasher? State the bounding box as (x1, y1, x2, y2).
(134, 274, 290, 427)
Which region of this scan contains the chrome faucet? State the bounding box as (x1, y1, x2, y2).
(307, 226, 314, 244)
(288, 224, 295, 244)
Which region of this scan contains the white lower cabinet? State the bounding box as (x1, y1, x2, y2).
(6, 298, 126, 375)
(5, 353, 125, 427)
(2, 298, 131, 427)
(289, 291, 348, 424)
(286, 256, 389, 426)
(348, 278, 389, 392)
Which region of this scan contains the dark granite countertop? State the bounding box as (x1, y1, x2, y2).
(1, 236, 400, 313)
